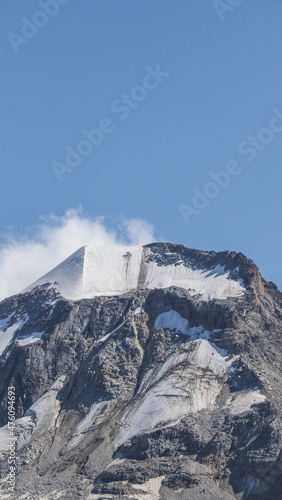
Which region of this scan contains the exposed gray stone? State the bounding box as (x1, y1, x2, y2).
(0, 243, 281, 499)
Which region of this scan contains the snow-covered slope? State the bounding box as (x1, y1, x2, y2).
(25, 245, 245, 300)
(114, 339, 237, 446)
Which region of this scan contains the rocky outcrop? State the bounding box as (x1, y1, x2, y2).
(0, 243, 281, 499)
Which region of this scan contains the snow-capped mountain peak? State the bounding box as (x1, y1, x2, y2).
(1, 242, 282, 498)
(24, 243, 245, 301)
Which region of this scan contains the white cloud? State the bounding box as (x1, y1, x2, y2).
(0, 208, 157, 301)
(119, 216, 156, 246)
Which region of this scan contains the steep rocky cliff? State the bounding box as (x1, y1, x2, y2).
(0, 243, 282, 499)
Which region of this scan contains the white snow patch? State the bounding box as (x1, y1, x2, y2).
(244, 475, 261, 495)
(106, 458, 126, 469)
(0, 375, 66, 453)
(130, 476, 165, 499)
(209, 342, 228, 356)
(87, 476, 164, 500)
(225, 392, 266, 415)
(97, 322, 127, 345)
(98, 307, 141, 344)
(73, 400, 110, 435)
(25, 375, 65, 428)
(246, 434, 259, 448)
(39, 493, 64, 500)
(25, 246, 245, 301)
(17, 331, 45, 346)
(231, 266, 240, 274)
(154, 310, 211, 340)
(0, 313, 29, 357)
(154, 311, 232, 355)
(144, 261, 244, 300)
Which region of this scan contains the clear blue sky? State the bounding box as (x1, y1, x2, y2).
(1, 0, 282, 290)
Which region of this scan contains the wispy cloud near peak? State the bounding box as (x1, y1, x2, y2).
(0, 208, 157, 301)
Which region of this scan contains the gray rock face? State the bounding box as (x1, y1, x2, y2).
(0, 243, 282, 499)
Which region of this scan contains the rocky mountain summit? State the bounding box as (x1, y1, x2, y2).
(0, 242, 282, 499)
